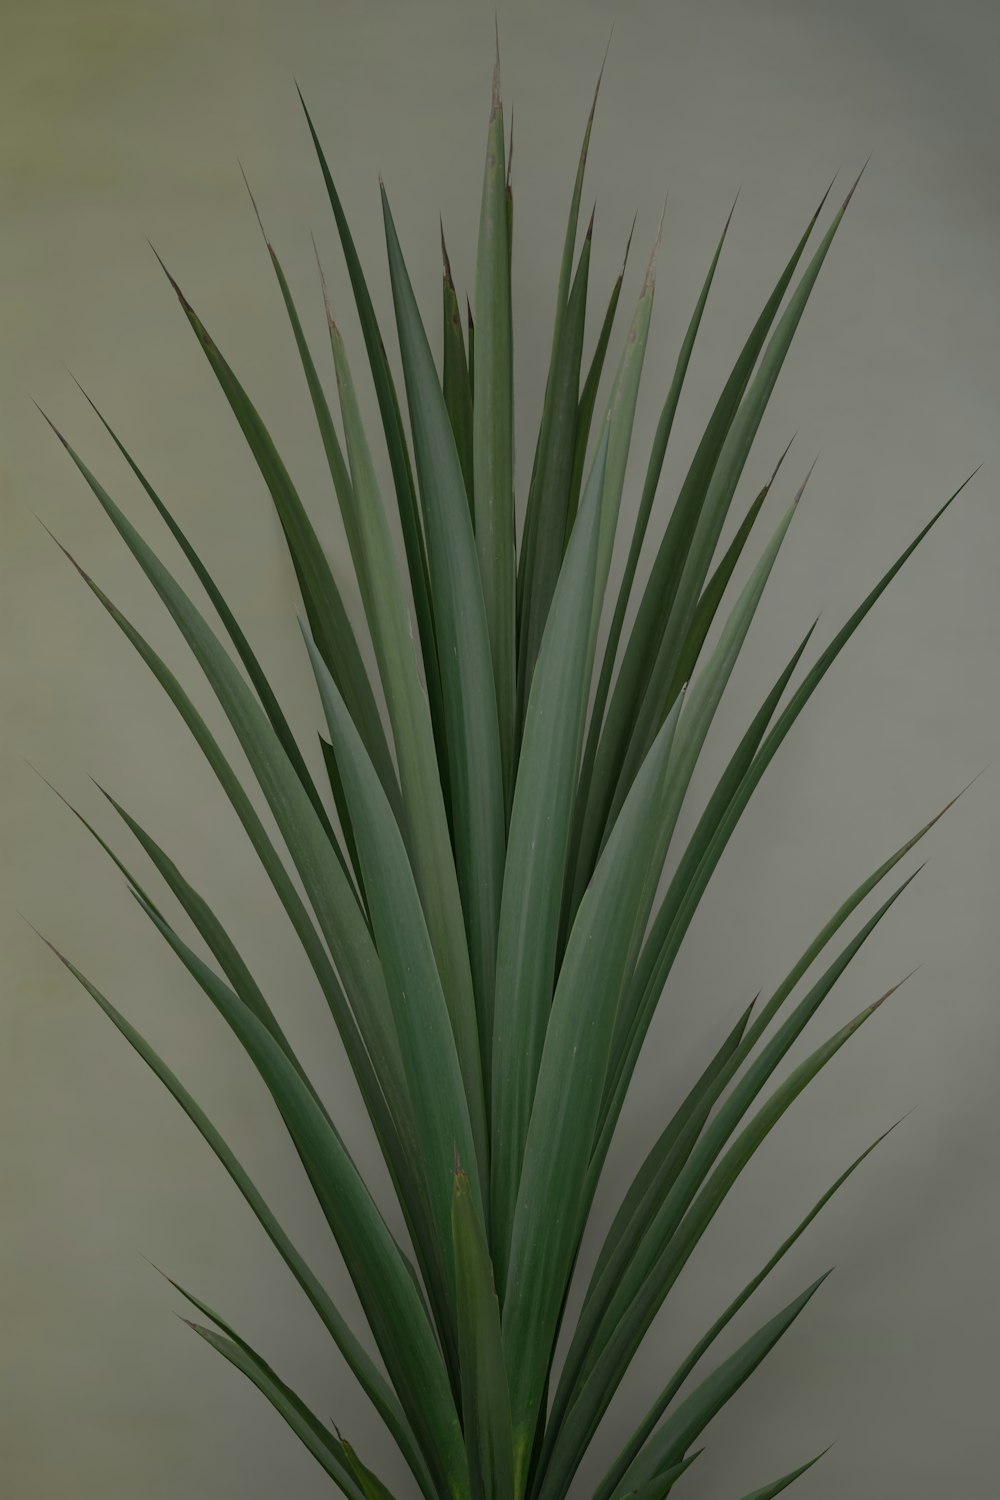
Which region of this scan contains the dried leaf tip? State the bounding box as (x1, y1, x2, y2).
(792, 455, 821, 506)
(491, 35, 502, 121)
(440, 219, 455, 288)
(309, 230, 337, 333)
(506, 108, 514, 190)
(644, 197, 667, 292)
(145, 240, 191, 312)
(870, 966, 921, 1015)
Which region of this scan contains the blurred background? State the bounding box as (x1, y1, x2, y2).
(1, 1, 998, 1496)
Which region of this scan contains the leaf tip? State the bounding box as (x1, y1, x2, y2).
(238, 160, 270, 249)
(440, 218, 455, 288)
(643, 198, 666, 292)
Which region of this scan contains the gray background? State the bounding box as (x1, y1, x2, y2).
(2, 1, 998, 1496)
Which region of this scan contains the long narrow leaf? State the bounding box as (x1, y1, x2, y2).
(602, 476, 972, 1138)
(187, 1318, 367, 1500)
(132, 903, 468, 1499)
(564, 202, 735, 923)
(150, 250, 400, 816)
(610, 1276, 830, 1498)
(610, 178, 864, 832)
(735, 1451, 830, 1499)
(490, 425, 609, 1297)
(556, 872, 916, 1450)
(382, 188, 507, 1089)
(453, 1169, 515, 1500)
(503, 691, 686, 1496)
(70, 380, 341, 854)
(565, 218, 635, 534)
(442, 226, 475, 509)
(540, 982, 905, 1499)
(298, 89, 441, 749)
(329, 317, 486, 1160)
(597, 1122, 900, 1500)
(571, 186, 832, 910)
(37, 937, 434, 1498)
(473, 51, 516, 804)
(516, 215, 593, 719)
(305, 626, 487, 1295)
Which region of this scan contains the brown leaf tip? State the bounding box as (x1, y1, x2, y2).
(440, 219, 455, 288)
(792, 455, 820, 506)
(491, 44, 502, 121)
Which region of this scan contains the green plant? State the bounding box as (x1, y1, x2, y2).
(37, 43, 969, 1500)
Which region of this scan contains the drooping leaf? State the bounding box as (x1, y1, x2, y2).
(69, 379, 341, 855)
(133, 904, 468, 1498)
(37, 936, 435, 1499)
(148, 249, 400, 816)
(186, 1315, 368, 1500)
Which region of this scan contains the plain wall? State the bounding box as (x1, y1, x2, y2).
(2, 1, 998, 1496)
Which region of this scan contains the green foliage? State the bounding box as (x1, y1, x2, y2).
(37, 41, 969, 1500)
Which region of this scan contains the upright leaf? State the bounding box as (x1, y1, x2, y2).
(490, 426, 609, 1297)
(516, 217, 593, 718)
(298, 90, 441, 743)
(502, 692, 685, 1496)
(383, 188, 507, 1088)
(473, 51, 516, 803)
(305, 628, 487, 1288)
(442, 225, 475, 508)
(329, 320, 486, 1163)
(453, 1170, 515, 1500)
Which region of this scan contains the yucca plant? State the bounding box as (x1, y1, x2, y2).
(36, 41, 970, 1500)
